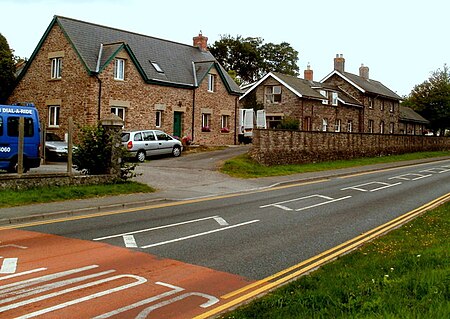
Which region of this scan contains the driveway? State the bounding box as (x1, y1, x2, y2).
(134, 145, 260, 199)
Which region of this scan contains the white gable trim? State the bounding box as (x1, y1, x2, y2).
(239, 72, 303, 100)
(321, 70, 366, 94)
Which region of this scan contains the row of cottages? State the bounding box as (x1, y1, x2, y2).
(7, 16, 242, 145)
(240, 54, 428, 135)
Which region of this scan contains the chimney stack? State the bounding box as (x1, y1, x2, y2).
(193, 31, 208, 52)
(334, 53, 345, 72)
(304, 63, 313, 81)
(359, 63, 369, 80)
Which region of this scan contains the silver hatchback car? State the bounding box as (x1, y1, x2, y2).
(121, 130, 183, 162)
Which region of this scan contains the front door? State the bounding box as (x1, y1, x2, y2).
(173, 112, 182, 138)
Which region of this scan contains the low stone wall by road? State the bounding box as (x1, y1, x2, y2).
(250, 129, 450, 166)
(0, 173, 116, 191)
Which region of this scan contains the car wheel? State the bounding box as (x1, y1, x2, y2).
(172, 146, 181, 157)
(136, 150, 146, 162)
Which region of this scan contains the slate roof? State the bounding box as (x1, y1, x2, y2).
(322, 70, 402, 101)
(23, 16, 241, 94)
(399, 106, 429, 124)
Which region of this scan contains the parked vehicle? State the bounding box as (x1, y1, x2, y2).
(0, 104, 41, 172)
(45, 132, 69, 160)
(121, 130, 183, 162)
(238, 109, 266, 143)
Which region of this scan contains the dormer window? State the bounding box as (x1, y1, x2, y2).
(151, 61, 164, 73)
(114, 58, 125, 80)
(331, 92, 338, 106)
(320, 90, 328, 104)
(265, 86, 282, 104)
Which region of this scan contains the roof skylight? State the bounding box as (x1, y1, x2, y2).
(150, 61, 164, 73)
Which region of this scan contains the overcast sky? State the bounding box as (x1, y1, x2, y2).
(1, 0, 448, 97)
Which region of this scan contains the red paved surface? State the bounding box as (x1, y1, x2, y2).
(0, 229, 254, 318)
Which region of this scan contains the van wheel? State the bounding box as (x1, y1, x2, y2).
(172, 146, 181, 157)
(136, 150, 146, 162)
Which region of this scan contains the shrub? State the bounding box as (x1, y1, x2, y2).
(277, 117, 300, 130)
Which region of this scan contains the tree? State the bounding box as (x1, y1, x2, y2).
(404, 64, 450, 135)
(210, 35, 299, 84)
(0, 33, 16, 104)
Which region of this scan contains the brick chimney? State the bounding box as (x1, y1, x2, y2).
(304, 63, 313, 81)
(193, 32, 208, 51)
(359, 63, 369, 80)
(334, 54, 345, 72)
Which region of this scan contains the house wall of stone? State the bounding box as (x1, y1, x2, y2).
(8, 24, 236, 146)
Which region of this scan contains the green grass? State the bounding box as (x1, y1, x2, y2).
(220, 151, 450, 178)
(0, 182, 155, 208)
(223, 201, 450, 319)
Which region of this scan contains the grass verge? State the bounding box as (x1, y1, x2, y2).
(223, 201, 450, 319)
(0, 182, 155, 208)
(220, 151, 450, 178)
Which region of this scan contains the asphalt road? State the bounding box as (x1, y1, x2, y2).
(22, 159, 450, 279)
(1, 158, 449, 318)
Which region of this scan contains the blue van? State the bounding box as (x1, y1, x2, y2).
(0, 105, 41, 172)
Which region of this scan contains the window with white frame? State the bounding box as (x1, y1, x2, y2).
(369, 97, 374, 109)
(322, 118, 328, 131)
(347, 120, 353, 132)
(208, 74, 215, 92)
(265, 86, 282, 103)
(335, 119, 341, 132)
(320, 90, 328, 104)
(155, 110, 162, 128)
(202, 113, 211, 131)
(389, 122, 394, 134)
(389, 101, 395, 113)
(48, 105, 60, 127)
(380, 121, 385, 134)
(368, 119, 374, 133)
(111, 107, 125, 121)
(331, 92, 338, 106)
(114, 58, 125, 80)
(51, 58, 62, 79)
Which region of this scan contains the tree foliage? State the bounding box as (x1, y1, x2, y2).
(0, 33, 16, 104)
(404, 64, 450, 135)
(210, 35, 299, 84)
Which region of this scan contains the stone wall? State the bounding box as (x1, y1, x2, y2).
(250, 129, 450, 166)
(0, 173, 116, 191)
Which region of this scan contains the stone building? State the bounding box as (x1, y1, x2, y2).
(7, 16, 242, 145)
(241, 55, 404, 135)
(399, 106, 429, 135)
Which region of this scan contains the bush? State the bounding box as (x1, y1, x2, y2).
(73, 124, 137, 181)
(277, 117, 300, 130)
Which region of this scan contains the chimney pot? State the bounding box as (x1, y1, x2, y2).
(359, 63, 369, 80)
(193, 32, 208, 51)
(304, 63, 313, 81)
(334, 54, 345, 72)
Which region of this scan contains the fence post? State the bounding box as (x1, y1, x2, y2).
(100, 114, 124, 177)
(67, 117, 73, 175)
(18, 117, 24, 175)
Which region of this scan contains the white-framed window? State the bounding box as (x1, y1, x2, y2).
(208, 74, 215, 92)
(111, 107, 125, 121)
(155, 110, 162, 128)
(368, 120, 374, 133)
(347, 120, 353, 132)
(389, 122, 395, 134)
(48, 105, 60, 127)
(114, 58, 125, 80)
(381, 100, 384, 111)
(322, 118, 328, 131)
(380, 121, 385, 134)
(369, 97, 374, 109)
(51, 58, 62, 79)
(221, 115, 230, 129)
(265, 86, 282, 103)
(320, 90, 328, 104)
(202, 113, 211, 131)
(331, 92, 338, 106)
(335, 119, 341, 132)
(390, 101, 395, 113)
